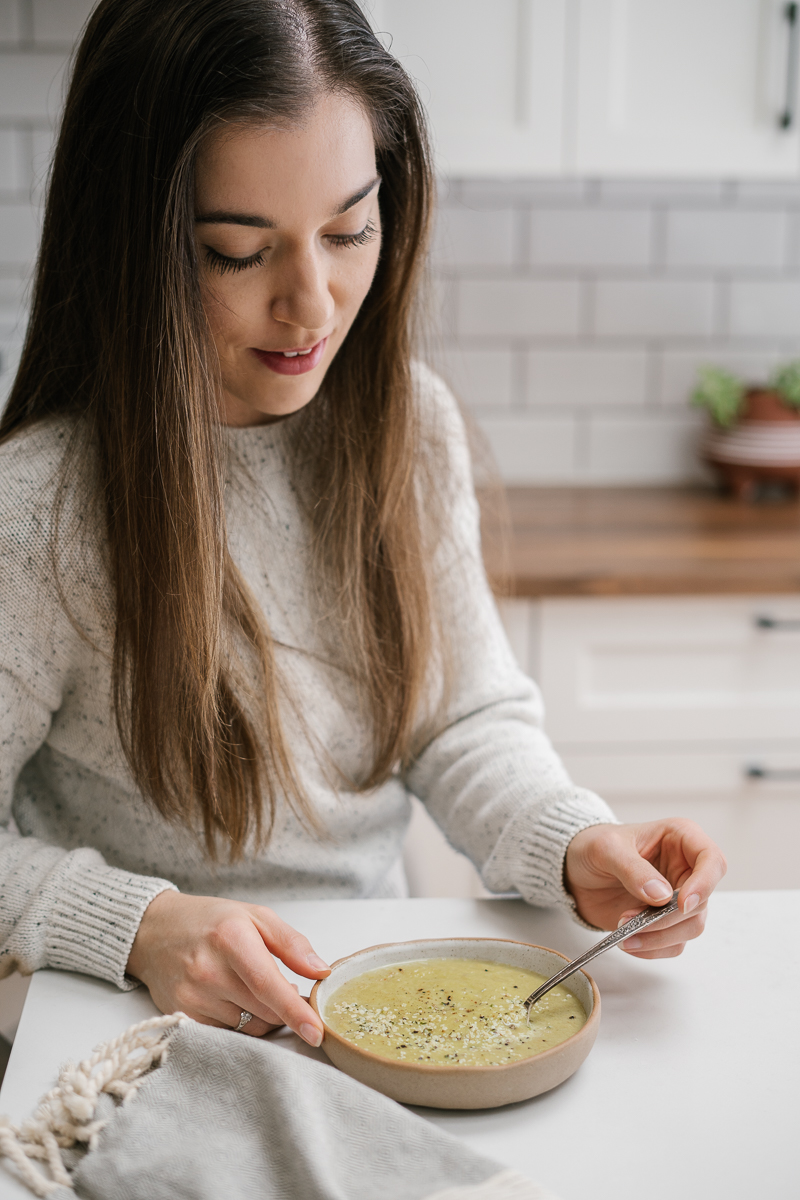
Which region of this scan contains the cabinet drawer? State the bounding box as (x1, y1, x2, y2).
(559, 746, 800, 795)
(538, 595, 800, 744)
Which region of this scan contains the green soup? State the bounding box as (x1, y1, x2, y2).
(325, 957, 587, 1067)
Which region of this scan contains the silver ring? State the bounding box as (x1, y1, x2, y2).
(235, 1010, 254, 1032)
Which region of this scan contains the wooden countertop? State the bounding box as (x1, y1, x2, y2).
(480, 485, 800, 597)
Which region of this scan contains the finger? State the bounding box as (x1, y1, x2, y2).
(622, 943, 685, 961)
(620, 910, 707, 954)
(220, 921, 324, 1046)
(596, 833, 675, 909)
(218, 1002, 278, 1038)
(671, 826, 727, 915)
(192, 1002, 277, 1038)
(167, 963, 292, 1035)
(249, 908, 331, 981)
(227, 991, 287, 1028)
(617, 897, 708, 930)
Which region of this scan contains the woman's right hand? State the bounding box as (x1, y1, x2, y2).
(126, 890, 331, 1044)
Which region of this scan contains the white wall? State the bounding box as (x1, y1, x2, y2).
(0, 0, 94, 397)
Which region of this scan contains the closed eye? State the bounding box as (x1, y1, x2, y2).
(203, 246, 266, 275)
(202, 217, 379, 274)
(327, 219, 379, 248)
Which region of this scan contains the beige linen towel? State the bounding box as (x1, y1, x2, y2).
(0, 1014, 561, 1200)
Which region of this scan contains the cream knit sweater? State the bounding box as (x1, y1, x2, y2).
(0, 367, 616, 991)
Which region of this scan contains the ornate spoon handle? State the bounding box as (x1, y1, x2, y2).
(523, 891, 680, 1018)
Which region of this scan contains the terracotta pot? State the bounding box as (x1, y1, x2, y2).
(739, 388, 800, 423)
(704, 387, 800, 500)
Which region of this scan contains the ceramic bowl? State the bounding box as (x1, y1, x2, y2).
(309, 937, 600, 1110)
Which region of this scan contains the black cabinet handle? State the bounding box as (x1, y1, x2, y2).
(745, 764, 800, 780)
(754, 615, 800, 630)
(779, 3, 800, 129)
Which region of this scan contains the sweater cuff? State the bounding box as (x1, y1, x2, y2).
(481, 788, 619, 930)
(44, 852, 177, 990)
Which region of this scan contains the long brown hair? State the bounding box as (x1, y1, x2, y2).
(0, 0, 436, 858)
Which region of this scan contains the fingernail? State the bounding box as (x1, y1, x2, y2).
(622, 936, 642, 951)
(307, 953, 330, 973)
(617, 912, 639, 928)
(643, 879, 672, 902)
(683, 893, 700, 914)
(300, 1023, 323, 1048)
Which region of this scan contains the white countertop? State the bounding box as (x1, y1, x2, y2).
(0, 892, 796, 1200)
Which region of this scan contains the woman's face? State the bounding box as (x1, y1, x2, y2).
(194, 92, 382, 426)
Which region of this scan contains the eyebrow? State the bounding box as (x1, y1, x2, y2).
(195, 176, 381, 227)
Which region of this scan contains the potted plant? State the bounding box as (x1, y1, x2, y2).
(691, 362, 800, 499)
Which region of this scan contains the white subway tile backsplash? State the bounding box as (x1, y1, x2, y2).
(477, 415, 576, 483)
(526, 348, 647, 407)
(529, 208, 651, 267)
(729, 280, 800, 338)
(0, 276, 28, 315)
(32, 0, 95, 44)
(0, 129, 24, 191)
(0, 52, 67, 119)
(0, 333, 22, 404)
(586, 413, 706, 483)
(30, 126, 55, 200)
(665, 210, 786, 269)
(0, 1, 20, 43)
(422, 275, 457, 341)
(597, 179, 726, 204)
(0, 203, 38, 265)
(435, 347, 514, 409)
(733, 180, 800, 205)
(458, 178, 588, 209)
(458, 279, 581, 338)
(595, 279, 716, 338)
(433, 206, 515, 268)
(657, 347, 798, 407)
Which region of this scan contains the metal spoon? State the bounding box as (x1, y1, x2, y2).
(523, 891, 680, 1021)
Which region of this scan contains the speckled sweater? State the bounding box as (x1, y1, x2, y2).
(0, 367, 617, 990)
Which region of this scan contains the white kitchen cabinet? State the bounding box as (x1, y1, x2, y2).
(365, 0, 800, 177)
(538, 594, 800, 745)
(573, 0, 800, 177)
(406, 595, 800, 896)
(498, 594, 800, 890)
(367, 0, 567, 175)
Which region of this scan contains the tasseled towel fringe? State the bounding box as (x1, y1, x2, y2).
(0, 1011, 184, 1197)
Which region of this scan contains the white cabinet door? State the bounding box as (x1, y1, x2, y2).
(572, 0, 800, 177)
(367, 0, 567, 174)
(538, 595, 800, 744)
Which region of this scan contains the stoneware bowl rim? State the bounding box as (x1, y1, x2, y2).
(309, 936, 601, 1076)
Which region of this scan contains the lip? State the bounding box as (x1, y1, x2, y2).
(251, 337, 328, 376)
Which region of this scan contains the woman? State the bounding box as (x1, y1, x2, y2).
(0, 0, 725, 1049)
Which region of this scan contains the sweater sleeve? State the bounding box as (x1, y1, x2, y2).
(403, 367, 618, 921)
(0, 424, 176, 988)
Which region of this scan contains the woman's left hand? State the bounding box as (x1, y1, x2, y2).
(564, 819, 727, 958)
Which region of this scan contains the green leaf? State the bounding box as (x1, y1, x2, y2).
(690, 366, 745, 427)
(770, 360, 800, 408)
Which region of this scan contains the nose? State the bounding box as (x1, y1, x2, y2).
(269, 245, 335, 335)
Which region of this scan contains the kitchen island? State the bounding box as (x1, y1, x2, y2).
(0, 892, 795, 1200)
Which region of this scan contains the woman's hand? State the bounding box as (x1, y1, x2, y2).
(564, 819, 727, 958)
(126, 891, 330, 1044)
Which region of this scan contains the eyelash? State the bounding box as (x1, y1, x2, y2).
(203, 219, 379, 275)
